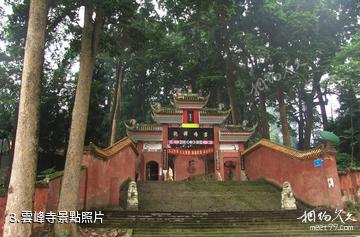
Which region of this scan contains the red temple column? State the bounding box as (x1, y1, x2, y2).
(161, 124, 169, 181)
(213, 125, 220, 179)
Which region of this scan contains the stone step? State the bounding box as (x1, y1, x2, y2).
(100, 180, 359, 236)
(132, 229, 360, 237)
(136, 180, 285, 211)
(101, 210, 304, 218)
(82, 209, 360, 236)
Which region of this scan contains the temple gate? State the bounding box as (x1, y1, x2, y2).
(125, 87, 255, 181)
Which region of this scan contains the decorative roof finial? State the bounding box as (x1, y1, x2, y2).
(187, 85, 193, 93)
(218, 103, 225, 111)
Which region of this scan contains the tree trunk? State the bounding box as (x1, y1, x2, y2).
(277, 88, 291, 146)
(3, 1, 48, 236)
(109, 57, 124, 146)
(0, 139, 3, 169)
(225, 53, 239, 124)
(314, 78, 328, 129)
(258, 92, 270, 139)
(216, 87, 222, 105)
(303, 85, 316, 149)
(297, 91, 305, 150)
(54, 6, 104, 237)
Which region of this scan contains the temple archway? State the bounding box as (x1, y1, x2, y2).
(146, 161, 159, 181)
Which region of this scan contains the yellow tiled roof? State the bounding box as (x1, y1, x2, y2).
(89, 137, 138, 159)
(242, 139, 323, 160)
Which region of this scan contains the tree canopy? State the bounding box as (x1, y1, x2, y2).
(0, 0, 359, 174)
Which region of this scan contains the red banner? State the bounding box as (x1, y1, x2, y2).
(167, 147, 214, 156)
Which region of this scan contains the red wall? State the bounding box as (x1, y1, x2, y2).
(33, 186, 49, 212)
(339, 170, 360, 203)
(82, 146, 136, 208)
(1, 144, 137, 236)
(221, 156, 241, 180)
(142, 151, 163, 181)
(219, 147, 243, 181)
(0, 169, 87, 237)
(244, 146, 343, 208)
(174, 155, 205, 181)
(0, 196, 6, 237)
(217, 140, 244, 181)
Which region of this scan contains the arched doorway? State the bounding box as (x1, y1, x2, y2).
(224, 161, 236, 180)
(146, 161, 159, 181)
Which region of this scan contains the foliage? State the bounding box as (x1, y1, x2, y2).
(345, 201, 360, 217)
(336, 153, 360, 172)
(331, 29, 360, 163)
(0, 0, 359, 174)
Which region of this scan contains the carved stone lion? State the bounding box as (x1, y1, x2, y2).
(281, 181, 297, 210)
(163, 169, 168, 181)
(216, 170, 223, 181)
(127, 181, 138, 210)
(168, 167, 174, 181)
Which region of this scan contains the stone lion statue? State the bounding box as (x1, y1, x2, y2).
(163, 169, 168, 181)
(127, 181, 138, 210)
(168, 167, 174, 181)
(216, 170, 223, 181)
(281, 181, 297, 210)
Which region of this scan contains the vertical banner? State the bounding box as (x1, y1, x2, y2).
(215, 149, 220, 171)
(162, 148, 168, 170)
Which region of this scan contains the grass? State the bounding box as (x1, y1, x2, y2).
(345, 201, 360, 217)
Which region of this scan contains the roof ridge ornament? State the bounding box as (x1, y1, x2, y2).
(150, 102, 161, 112)
(187, 85, 193, 93)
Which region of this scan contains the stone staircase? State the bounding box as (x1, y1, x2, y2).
(82, 180, 360, 236)
(137, 180, 284, 211)
(85, 210, 360, 236)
